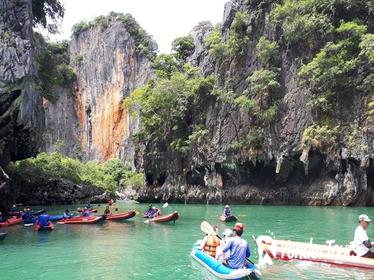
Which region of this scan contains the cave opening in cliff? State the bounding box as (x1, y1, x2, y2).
(186, 167, 206, 186)
(306, 151, 328, 179)
(157, 172, 167, 185)
(146, 173, 153, 185)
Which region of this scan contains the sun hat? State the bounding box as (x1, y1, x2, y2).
(359, 214, 371, 222)
(223, 228, 233, 236)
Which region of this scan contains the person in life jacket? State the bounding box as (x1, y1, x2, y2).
(200, 225, 221, 258)
(37, 212, 50, 227)
(82, 207, 90, 217)
(22, 207, 34, 223)
(63, 209, 73, 219)
(223, 205, 232, 218)
(152, 207, 161, 217)
(144, 205, 154, 218)
(104, 206, 111, 216)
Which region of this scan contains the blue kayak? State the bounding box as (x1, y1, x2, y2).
(49, 215, 64, 222)
(191, 242, 259, 280)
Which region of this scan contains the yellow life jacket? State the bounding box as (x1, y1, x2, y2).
(204, 235, 220, 258)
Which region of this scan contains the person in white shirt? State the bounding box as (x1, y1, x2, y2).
(353, 214, 374, 258)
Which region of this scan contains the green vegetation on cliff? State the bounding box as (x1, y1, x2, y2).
(125, 57, 218, 161)
(7, 153, 144, 193)
(71, 12, 157, 59)
(35, 34, 76, 103)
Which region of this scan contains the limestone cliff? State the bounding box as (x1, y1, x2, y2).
(135, 0, 374, 206)
(65, 18, 152, 163)
(0, 0, 44, 211)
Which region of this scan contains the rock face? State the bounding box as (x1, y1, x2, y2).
(64, 21, 152, 163)
(15, 177, 105, 206)
(136, 0, 374, 206)
(43, 87, 82, 157)
(0, 0, 44, 211)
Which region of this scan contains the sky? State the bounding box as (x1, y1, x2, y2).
(44, 0, 229, 53)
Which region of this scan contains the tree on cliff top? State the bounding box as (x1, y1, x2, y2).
(32, 0, 64, 33)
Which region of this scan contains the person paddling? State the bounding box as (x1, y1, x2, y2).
(37, 211, 50, 228)
(144, 205, 160, 218)
(152, 206, 161, 217)
(22, 207, 34, 223)
(199, 225, 221, 258)
(63, 209, 72, 219)
(104, 206, 111, 216)
(82, 207, 90, 217)
(353, 214, 374, 258)
(222, 223, 251, 269)
(223, 205, 233, 218)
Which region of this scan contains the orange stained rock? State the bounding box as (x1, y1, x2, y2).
(92, 83, 129, 161)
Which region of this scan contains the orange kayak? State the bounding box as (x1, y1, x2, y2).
(58, 216, 102, 224)
(0, 216, 23, 227)
(149, 211, 179, 223)
(105, 210, 136, 221)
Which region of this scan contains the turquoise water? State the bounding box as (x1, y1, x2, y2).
(1, 203, 374, 280)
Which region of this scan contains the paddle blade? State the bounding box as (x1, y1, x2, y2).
(144, 219, 150, 224)
(263, 253, 274, 265)
(200, 221, 216, 236)
(162, 202, 169, 208)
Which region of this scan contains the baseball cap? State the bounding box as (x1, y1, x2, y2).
(233, 223, 244, 231)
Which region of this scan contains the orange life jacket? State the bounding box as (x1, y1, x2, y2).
(204, 236, 220, 258)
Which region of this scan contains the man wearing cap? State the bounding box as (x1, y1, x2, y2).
(353, 214, 374, 258)
(221, 223, 251, 268)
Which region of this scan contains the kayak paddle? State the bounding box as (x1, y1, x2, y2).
(200, 221, 261, 276)
(162, 202, 169, 208)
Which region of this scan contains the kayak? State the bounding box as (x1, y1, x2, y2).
(105, 210, 136, 221)
(49, 215, 64, 222)
(23, 217, 37, 225)
(191, 242, 257, 279)
(255, 235, 374, 270)
(8, 209, 44, 217)
(148, 211, 179, 223)
(0, 232, 7, 240)
(35, 221, 54, 231)
(58, 216, 102, 224)
(77, 208, 97, 213)
(0, 216, 23, 227)
(220, 215, 238, 223)
(7, 211, 21, 216)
